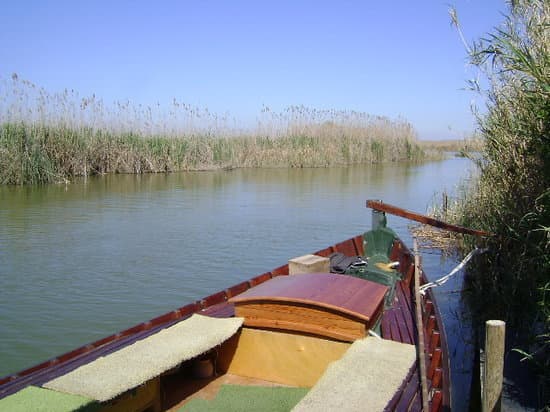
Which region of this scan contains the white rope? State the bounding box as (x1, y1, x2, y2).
(419, 247, 489, 295)
(368, 329, 382, 339)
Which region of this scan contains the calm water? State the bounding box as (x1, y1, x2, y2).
(1, 158, 475, 407)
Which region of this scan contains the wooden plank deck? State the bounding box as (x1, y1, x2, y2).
(380, 278, 424, 410)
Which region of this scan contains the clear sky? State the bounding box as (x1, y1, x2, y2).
(0, 0, 506, 140)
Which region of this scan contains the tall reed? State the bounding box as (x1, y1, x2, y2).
(448, 0, 549, 402)
(418, 136, 482, 156)
(0, 76, 427, 185)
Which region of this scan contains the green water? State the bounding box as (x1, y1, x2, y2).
(0, 159, 473, 404)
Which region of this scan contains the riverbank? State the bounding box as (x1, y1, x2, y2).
(0, 121, 429, 185)
(1, 118, 477, 186)
(432, 1, 549, 407)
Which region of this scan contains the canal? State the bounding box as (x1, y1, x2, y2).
(1, 157, 477, 408)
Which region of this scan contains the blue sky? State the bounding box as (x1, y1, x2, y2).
(1, 1, 506, 140)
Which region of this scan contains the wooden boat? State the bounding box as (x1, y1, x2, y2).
(0, 200, 453, 411)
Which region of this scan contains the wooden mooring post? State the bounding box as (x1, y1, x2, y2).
(482, 320, 506, 412)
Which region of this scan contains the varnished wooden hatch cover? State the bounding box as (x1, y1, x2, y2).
(229, 273, 388, 342)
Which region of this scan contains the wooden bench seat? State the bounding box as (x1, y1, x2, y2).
(43, 315, 243, 402)
(293, 337, 417, 412)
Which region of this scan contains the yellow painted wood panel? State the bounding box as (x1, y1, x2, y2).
(99, 377, 160, 412)
(219, 328, 350, 387)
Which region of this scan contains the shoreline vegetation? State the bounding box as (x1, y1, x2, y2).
(0, 75, 473, 185)
(430, 1, 548, 406)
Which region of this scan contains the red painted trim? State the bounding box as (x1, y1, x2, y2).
(201, 290, 228, 307)
(249, 272, 273, 287)
(429, 331, 441, 355)
(428, 348, 443, 379)
(313, 246, 334, 258)
(270, 264, 289, 276)
(353, 235, 364, 255)
(430, 390, 443, 412)
(225, 281, 250, 298)
(432, 367, 443, 389)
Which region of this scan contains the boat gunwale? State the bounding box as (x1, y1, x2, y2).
(389, 237, 451, 411)
(423, 278, 451, 410)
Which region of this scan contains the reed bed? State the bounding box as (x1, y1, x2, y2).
(409, 193, 465, 253)
(410, 224, 458, 252)
(446, 1, 549, 402)
(0, 76, 426, 185)
(418, 137, 483, 156)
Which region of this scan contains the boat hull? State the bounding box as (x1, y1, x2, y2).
(0, 233, 451, 411)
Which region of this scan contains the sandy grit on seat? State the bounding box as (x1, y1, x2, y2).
(44, 314, 244, 402)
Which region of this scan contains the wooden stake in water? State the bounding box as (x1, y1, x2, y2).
(482, 320, 505, 412)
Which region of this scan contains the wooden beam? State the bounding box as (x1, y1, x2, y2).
(366, 199, 493, 237)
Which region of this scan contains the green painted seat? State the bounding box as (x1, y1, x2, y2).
(363, 226, 397, 260)
(346, 227, 401, 306)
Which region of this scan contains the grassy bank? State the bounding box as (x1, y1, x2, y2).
(444, 0, 549, 404)
(0, 77, 426, 185)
